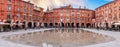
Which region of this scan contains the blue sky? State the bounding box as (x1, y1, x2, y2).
(81, 0, 113, 10)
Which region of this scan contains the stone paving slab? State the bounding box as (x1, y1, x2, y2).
(83, 28, 120, 47)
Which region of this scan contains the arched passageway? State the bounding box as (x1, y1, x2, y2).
(34, 22, 36, 27)
(61, 22, 64, 27)
(105, 23, 109, 29)
(22, 22, 26, 28)
(86, 23, 91, 28)
(71, 23, 74, 27)
(44, 23, 48, 27)
(16, 21, 19, 29)
(28, 22, 32, 28)
(55, 23, 58, 27)
(49, 23, 53, 28)
(4, 21, 11, 30)
(76, 23, 79, 28)
(81, 23, 84, 28)
(66, 23, 71, 27)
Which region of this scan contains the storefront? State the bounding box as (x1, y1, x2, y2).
(0, 22, 9, 32)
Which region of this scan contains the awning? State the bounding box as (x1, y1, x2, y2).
(0, 22, 10, 25)
(113, 23, 120, 25)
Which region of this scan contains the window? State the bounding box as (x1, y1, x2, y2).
(114, 14, 117, 20)
(17, 8, 20, 12)
(17, 14, 20, 19)
(77, 18, 79, 21)
(76, 14, 79, 16)
(114, 6, 117, 12)
(8, 5, 11, 11)
(82, 11, 84, 16)
(18, 2, 20, 5)
(77, 10, 79, 12)
(60, 10, 63, 13)
(72, 10, 74, 12)
(23, 15, 26, 20)
(24, 3, 26, 7)
(82, 18, 84, 21)
(60, 14, 63, 16)
(82, 14, 84, 16)
(88, 14, 90, 16)
(8, 0, 11, 2)
(119, 14, 120, 18)
(24, 8, 26, 12)
(72, 14, 74, 16)
(66, 14, 69, 16)
(30, 5, 33, 13)
(88, 19, 90, 21)
(7, 13, 11, 20)
(34, 16, 36, 20)
(50, 14, 52, 16)
(30, 16, 32, 20)
(72, 18, 74, 22)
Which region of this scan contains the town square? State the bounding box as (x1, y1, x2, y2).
(0, 0, 120, 47)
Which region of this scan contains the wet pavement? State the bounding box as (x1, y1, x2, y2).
(3, 28, 115, 47)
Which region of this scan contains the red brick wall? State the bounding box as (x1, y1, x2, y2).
(44, 6, 95, 27)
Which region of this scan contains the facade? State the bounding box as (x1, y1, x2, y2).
(33, 6, 44, 28)
(44, 5, 95, 28)
(0, 0, 44, 31)
(95, 0, 120, 29)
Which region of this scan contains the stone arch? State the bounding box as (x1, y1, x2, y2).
(16, 21, 19, 29)
(34, 22, 36, 27)
(105, 23, 109, 29)
(86, 23, 91, 28)
(61, 22, 64, 27)
(71, 23, 74, 27)
(49, 23, 53, 28)
(81, 23, 84, 28)
(76, 23, 79, 28)
(28, 22, 32, 28)
(22, 22, 26, 28)
(44, 23, 48, 27)
(55, 23, 58, 27)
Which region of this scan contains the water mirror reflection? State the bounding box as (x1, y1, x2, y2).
(3, 29, 115, 47)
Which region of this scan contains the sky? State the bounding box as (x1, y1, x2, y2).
(23, 0, 113, 11)
(84, 0, 113, 10)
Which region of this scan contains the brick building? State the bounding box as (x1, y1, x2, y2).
(44, 5, 95, 28)
(0, 0, 44, 31)
(33, 6, 44, 28)
(95, 0, 120, 29)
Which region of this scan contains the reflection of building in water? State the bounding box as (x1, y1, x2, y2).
(4, 29, 115, 47)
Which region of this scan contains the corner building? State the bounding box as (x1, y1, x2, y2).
(95, 0, 120, 29)
(0, 0, 44, 31)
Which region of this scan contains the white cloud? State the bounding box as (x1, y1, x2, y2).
(23, 0, 85, 11)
